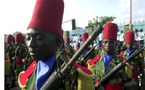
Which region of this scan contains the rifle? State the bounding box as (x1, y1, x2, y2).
(40, 24, 103, 90)
(95, 46, 145, 89)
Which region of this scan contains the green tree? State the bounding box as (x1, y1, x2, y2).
(85, 16, 116, 29)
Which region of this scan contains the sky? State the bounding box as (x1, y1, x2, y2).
(1, 0, 145, 35)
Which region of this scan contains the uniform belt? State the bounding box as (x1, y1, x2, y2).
(132, 67, 138, 79)
(16, 58, 23, 61)
(16, 58, 23, 65)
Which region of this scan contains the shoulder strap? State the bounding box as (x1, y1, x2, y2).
(18, 61, 37, 88)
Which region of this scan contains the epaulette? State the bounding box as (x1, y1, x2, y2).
(118, 52, 123, 57)
(87, 55, 100, 67)
(18, 61, 37, 89)
(63, 52, 93, 76)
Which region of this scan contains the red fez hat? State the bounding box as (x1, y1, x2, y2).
(28, 0, 64, 36)
(66, 36, 70, 43)
(103, 23, 118, 40)
(7, 34, 13, 41)
(82, 32, 89, 42)
(125, 30, 135, 43)
(15, 33, 22, 41)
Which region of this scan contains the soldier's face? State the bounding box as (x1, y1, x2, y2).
(102, 39, 116, 55)
(26, 28, 59, 61)
(125, 43, 134, 50)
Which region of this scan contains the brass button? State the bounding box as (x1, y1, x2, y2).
(33, 64, 35, 67)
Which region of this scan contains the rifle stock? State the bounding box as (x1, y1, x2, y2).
(40, 24, 103, 90)
(95, 46, 145, 88)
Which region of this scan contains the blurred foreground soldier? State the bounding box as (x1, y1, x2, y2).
(87, 23, 132, 90)
(18, 0, 94, 90)
(119, 30, 145, 90)
(65, 36, 74, 58)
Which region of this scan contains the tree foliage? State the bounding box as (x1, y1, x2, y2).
(85, 16, 116, 29)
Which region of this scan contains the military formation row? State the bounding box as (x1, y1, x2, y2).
(5, 0, 145, 90)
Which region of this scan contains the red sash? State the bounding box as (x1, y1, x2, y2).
(95, 80, 122, 90)
(16, 58, 23, 65)
(103, 83, 122, 90)
(132, 67, 138, 79)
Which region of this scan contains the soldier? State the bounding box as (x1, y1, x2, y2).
(65, 36, 74, 58)
(6, 35, 15, 65)
(87, 23, 132, 90)
(80, 32, 90, 62)
(5, 34, 16, 88)
(15, 33, 27, 77)
(18, 0, 94, 90)
(119, 30, 144, 90)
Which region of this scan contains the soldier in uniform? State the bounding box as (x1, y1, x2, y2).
(5, 34, 16, 88)
(15, 33, 27, 77)
(87, 23, 133, 90)
(65, 36, 75, 58)
(18, 0, 95, 90)
(119, 30, 144, 90)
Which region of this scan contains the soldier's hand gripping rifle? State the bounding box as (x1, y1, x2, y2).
(95, 46, 145, 89)
(40, 24, 103, 90)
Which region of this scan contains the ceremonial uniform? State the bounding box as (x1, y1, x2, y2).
(87, 23, 132, 90)
(6, 35, 15, 66)
(120, 31, 144, 90)
(18, 0, 94, 90)
(15, 33, 27, 77)
(5, 35, 16, 88)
